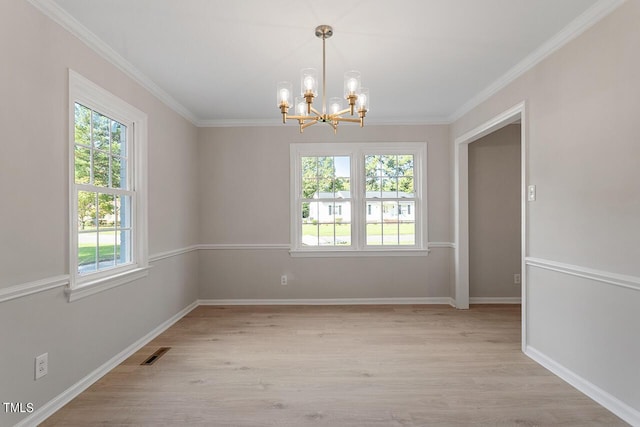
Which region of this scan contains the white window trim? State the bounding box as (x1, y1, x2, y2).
(290, 142, 429, 257)
(68, 69, 149, 301)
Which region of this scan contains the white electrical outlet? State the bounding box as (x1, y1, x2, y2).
(281, 275, 288, 285)
(514, 274, 521, 285)
(35, 353, 48, 380)
(527, 185, 536, 201)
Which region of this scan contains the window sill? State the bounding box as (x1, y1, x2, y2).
(289, 249, 430, 258)
(65, 266, 149, 302)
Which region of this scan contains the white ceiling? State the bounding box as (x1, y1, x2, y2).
(46, 0, 614, 126)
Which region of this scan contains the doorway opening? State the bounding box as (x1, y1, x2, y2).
(454, 101, 527, 351)
(468, 123, 522, 303)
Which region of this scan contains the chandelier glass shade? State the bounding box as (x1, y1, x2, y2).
(277, 25, 369, 133)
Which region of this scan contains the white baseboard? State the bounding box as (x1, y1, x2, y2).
(470, 297, 521, 304)
(15, 301, 199, 427)
(525, 346, 640, 426)
(198, 297, 455, 306)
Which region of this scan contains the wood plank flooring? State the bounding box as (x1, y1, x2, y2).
(42, 305, 626, 426)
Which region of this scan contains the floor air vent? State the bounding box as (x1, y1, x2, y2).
(141, 347, 171, 365)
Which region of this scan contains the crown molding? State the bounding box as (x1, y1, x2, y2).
(195, 117, 451, 128)
(195, 118, 284, 127)
(27, 0, 626, 129)
(363, 117, 452, 126)
(448, 0, 627, 123)
(26, 0, 199, 125)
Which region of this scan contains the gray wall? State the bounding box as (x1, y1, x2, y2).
(197, 125, 453, 300)
(468, 124, 521, 298)
(0, 2, 200, 425)
(452, 0, 640, 414)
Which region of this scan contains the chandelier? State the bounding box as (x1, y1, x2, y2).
(277, 25, 370, 133)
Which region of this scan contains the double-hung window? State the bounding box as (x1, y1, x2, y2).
(290, 142, 427, 255)
(300, 154, 352, 247)
(69, 70, 148, 300)
(364, 154, 417, 246)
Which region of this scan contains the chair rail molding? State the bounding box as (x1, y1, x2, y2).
(525, 257, 640, 292)
(0, 275, 70, 303)
(149, 245, 200, 262)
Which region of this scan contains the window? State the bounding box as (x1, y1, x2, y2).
(69, 70, 148, 299)
(300, 155, 351, 246)
(326, 205, 344, 216)
(290, 143, 427, 255)
(365, 154, 416, 246)
(74, 103, 132, 273)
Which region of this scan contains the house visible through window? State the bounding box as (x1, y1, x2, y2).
(291, 143, 426, 253)
(328, 205, 343, 216)
(300, 155, 351, 246)
(365, 154, 416, 246)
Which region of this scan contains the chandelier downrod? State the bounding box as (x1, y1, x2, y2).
(276, 25, 370, 133)
(322, 28, 327, 116)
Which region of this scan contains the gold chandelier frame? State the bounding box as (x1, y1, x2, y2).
(277, 25, 369, 133)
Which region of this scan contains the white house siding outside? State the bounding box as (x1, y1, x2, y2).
(307, 191, 415, 224)
(304, 199, 416, 246)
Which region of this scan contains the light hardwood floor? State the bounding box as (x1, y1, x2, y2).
(42, 305, 626, 426)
